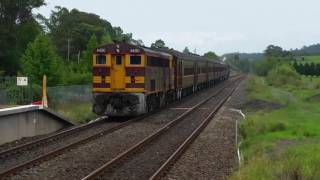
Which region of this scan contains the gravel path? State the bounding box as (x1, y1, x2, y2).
(0, 120, 118, 173)
(163, 77, 247, 180)
(8, 80, 232, 180)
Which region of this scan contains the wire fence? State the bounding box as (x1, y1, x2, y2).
(0, 76, 95, 123)
(0, 76, 34, 106)
(47, 84, 96, 123)
(47, 84, 92, 108)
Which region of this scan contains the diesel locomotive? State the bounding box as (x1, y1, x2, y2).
(92, 43, 230, 117)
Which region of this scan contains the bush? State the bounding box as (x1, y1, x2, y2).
(253, 58, 277, 76)
(266, 65, 302, 87)
(269, 121, 287, 132)
(232, 144, 320, 180)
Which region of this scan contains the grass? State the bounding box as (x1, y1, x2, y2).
(231, 75, 320, 180)
(303, 55, 320, 64)
(52, 101, 98, 124)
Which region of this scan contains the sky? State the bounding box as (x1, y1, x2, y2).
(34, 0, 320, 55)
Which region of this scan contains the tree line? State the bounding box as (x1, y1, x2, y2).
(225, 44, 320, 77)
(293, 62, 320, 77)
(0, 1, 139, 86)
(0, 2, 219, 88)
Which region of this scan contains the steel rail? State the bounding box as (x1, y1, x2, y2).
(0, 115, 147, 178)
(0, 84, 210, 179)
(81, 76, 243, 180)
(0, 117, 107, 159)
(149, 77, 243, 180)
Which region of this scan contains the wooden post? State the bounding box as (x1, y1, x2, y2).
(42, 75, 48, 108)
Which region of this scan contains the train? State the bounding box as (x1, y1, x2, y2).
(92, 43, 230, 117)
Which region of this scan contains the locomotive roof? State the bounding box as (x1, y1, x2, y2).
(156, 48, 222, 64)
(93, 43, 171, 59)
(93, 43, 226, 66)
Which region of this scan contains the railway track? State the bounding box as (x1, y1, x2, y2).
(0, 116, 146, 177)
(0, 117, 107, 156)
(0, 85, 215, 179)
(81, 76, 243, 180)
(1, 76, 242, 179)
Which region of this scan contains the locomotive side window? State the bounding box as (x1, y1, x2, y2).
(130, 56, 141, 65)
(147, 56, 169, 67)
(96, 55, 106, 64)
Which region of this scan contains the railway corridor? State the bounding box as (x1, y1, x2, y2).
(0, 76, 246, 180)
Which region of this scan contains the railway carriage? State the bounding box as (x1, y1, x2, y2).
(92, 43, 230, 117)
(157, 48, 229, 98)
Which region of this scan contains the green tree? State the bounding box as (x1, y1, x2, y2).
(264, 45, 292, 59)
(40, 7, 126, 60)
(310, 62, 316, 76)
(151, 39, 167, 49)
(299, 63, 306, 75)
(203, 51, 218, 60)
(113, 26, 132, 43)
(316, 64, 320, 76)
(266, 64, 301, 87)
(304, 63, 311, 76)
(0, 0, 44, 75)
(293, 61, 299, 73)
(183, 47, 190, 54)
(83, 35, 98, 71)
(252, 58, 277, 76)
(264, 45, 284, 58)
(100, 32, 113, 45)
(130, 39, 144, 46)
(21, 34, 61, 86)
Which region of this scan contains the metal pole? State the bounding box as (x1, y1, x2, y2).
(78, 51, 80, 64)
(67, 39, 70, 62)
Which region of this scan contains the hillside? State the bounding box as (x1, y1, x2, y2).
(292, 44, 320, 56)
(222, 53, 263, 61)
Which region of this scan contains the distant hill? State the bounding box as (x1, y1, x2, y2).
(222, 53, 263, 61)
(292, 44, 320, 56)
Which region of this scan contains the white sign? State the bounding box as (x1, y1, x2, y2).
(17, 77, 28, 86)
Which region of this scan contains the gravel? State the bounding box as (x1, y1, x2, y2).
(8, 80, 232, 180)
(97, 85, 237, 180)
(163, 77, 247, 180)
(0, 134, 51, 153)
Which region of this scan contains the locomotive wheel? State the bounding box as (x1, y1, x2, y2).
(93, 103, 105, 115)
(147, 95, 159, 112)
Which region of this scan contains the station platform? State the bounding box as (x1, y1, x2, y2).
(0, 105, 74, 145)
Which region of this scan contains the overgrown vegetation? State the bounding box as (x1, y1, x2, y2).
(54, 102, 98, 124)
(266, 64, 302, 87)
(232, 75, 320, 180)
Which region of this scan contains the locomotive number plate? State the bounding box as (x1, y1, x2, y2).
(130, 49, 141, 53)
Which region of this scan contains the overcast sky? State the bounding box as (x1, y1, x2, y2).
(35, 0, 320, 55)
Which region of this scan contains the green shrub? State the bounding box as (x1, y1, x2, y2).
(269, 121, 287, 132)
(266, 64, 302, 87)
(253, 58, 278, 76)
(55, 102, 97, 124)
(232, 143, 320, 180)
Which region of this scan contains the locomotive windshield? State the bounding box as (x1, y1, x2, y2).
(130, 56, 141, 65)
(96, 55, 106, 64)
